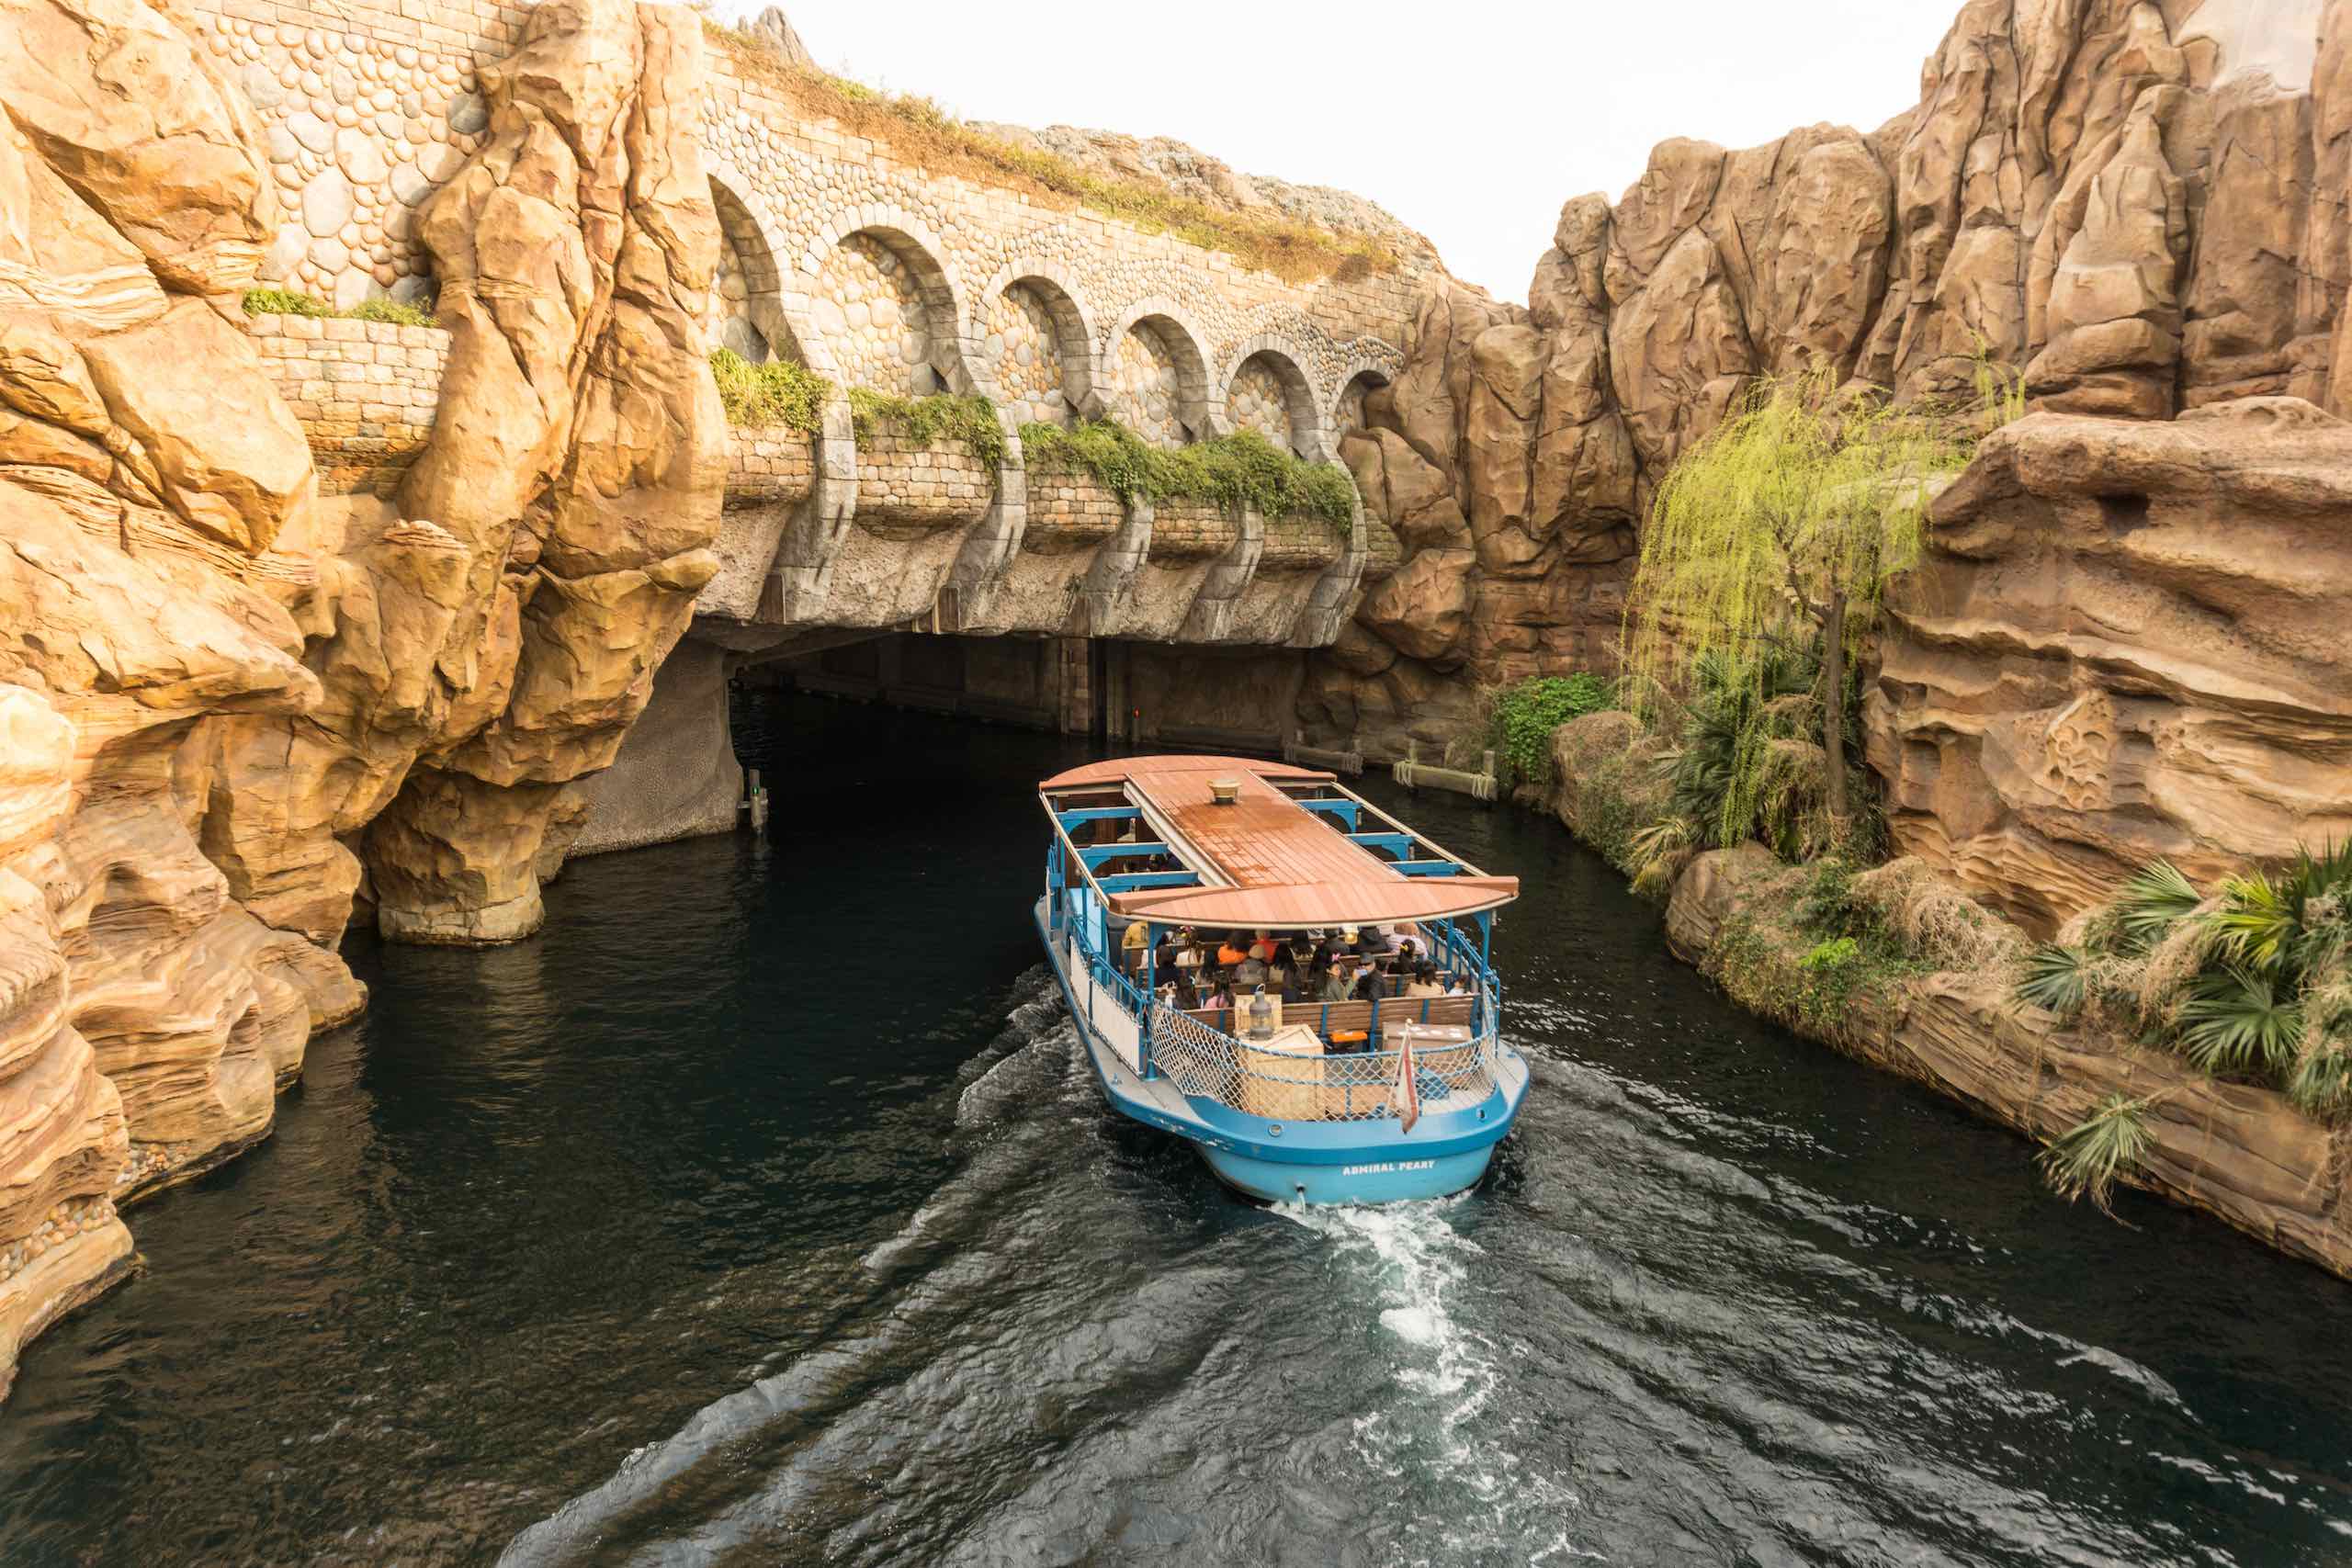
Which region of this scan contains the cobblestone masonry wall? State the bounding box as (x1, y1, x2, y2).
(245, 311, 449, 495)
(1226, 355, 1295, 449)
(181, 0, 1432, 456)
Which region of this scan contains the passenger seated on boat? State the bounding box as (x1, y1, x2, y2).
(1204, 977, 1234, 1010)
(1321, 960, 1356, 1003)
(1173, 927, 1202, 969)
(1445, 972, 1471, 996)
(1216, 933, 1249, 968)
(1123, 918, 1148, 972)
(1153, 932, 1176, 976)
(1406, 963, 1445, 999)
(1234, 953, 1269, 990)
(1172, 973, 1201, 1010)
(1248, 931, 1281, 964)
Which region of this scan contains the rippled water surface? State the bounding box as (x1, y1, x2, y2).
(7, 696, 2352, 1565)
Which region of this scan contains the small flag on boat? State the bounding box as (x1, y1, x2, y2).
(1394, 1025, 1421, 1134)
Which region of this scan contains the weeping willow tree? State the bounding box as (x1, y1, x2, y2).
(1624, 368, 1975, 837)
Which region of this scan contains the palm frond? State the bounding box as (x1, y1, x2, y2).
(2287, 1037, 2352, 1122)
(2177, 965, 2305, 1079)
(2039, 1092, 2155, 1216)
(2114, 861, 2202, 955)
(2018, 944, 2087, 1020)
(2211, 870, 2300, 972)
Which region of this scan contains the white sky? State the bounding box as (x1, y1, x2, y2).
(728, 0, 1962, 303)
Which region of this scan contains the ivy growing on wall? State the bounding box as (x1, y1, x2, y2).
(1020, 417, 1355, 533)
(848, 389, 1006, 468)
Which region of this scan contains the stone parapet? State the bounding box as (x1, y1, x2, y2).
(725, 428, 818, 509)
(1257, 512, 1346, 574)
(852, 436, 995, 533)
(245, 312, 448, 496)
(1021, 466, 1124, 553)
(1147, 499, 1240, 562)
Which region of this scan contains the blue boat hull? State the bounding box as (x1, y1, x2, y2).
(1036, 904, 1525, 1205)
(1194, 1143, 1498, 1205)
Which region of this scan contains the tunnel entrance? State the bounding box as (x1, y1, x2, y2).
(727, 633, 1309, 769)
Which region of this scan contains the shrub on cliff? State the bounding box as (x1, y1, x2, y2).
(1487, 673, 1617, 791)
(711, 348, 829, 433)
(2018, 844, 2352, 1116)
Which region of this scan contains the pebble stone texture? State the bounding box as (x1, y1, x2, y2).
(181, 0, 1428, 447)
(809, 234, 930, 395)
(1107, 321, 1188, 448)
(1225, 355, 1295, 450)
(984, 283, 1070, 428)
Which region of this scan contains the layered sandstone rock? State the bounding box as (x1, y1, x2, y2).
(0, 0, 331, 1353)
(0, 690, 132, 1403)
(1866, 397, 2352, 934)
(1311, 0, 2352, 761)
(362, 0, 726, 944)
(0, 0, 725, 1392)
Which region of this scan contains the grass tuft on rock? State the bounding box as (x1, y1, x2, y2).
(240, 288, 328, 318)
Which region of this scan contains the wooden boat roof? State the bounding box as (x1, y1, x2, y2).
(1039, 755, 1518, 927)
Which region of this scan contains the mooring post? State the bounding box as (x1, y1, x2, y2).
(747, 768, 768, 834)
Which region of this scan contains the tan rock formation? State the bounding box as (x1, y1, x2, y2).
(1312, 0, 2352, 844)
(1866, 397, 2352, 934)
(365, 0, 725, 944)
(0, 688, 131, 1403)
(0, 0, 726, 1393)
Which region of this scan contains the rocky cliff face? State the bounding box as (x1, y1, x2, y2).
(1868, 397, 2352, 933)
(1309, 0, 2352, 786)
(0, 0, 721, 1392)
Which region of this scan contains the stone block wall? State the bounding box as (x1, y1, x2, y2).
(1148, 499, 1240, 561)
(852, 437, 996, 531)
(1022, 468, 1124, 551)
(725, 429, 818, 508)
(245, 312, 449, 495)
(1258, 513, 1345, 573)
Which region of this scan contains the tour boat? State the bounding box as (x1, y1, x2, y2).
(1035, 755, 1528, 1204)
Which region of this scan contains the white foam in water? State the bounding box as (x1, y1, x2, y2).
(1283, 1201, 1596, 1561)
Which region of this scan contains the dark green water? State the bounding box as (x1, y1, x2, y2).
(5, 695, 2352, 1565)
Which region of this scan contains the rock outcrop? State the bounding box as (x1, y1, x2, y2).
(1663, 844, 2352, 1281)
(359, 0, 725, 943)
(1310, 0, 2352, 762)
(0, 0, 723, 1393)
(1867, 397, 2352, 934)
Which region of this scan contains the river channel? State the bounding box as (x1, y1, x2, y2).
(3, 695, 2350, 1565)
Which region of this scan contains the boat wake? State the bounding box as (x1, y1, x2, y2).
(1283, 1201, 1596, 1565)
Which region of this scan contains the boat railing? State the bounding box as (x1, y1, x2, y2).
(1148, 978, 1505, 1124)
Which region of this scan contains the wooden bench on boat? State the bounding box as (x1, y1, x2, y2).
(1182, 994, 1475, 1042)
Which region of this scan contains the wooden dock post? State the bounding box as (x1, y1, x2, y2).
(1390, 740, 1498, 803)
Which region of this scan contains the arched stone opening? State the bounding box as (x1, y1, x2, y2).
(706, 176, 797, 364)
(981, 275, 1094, 427)
(808, 222, 967, 396)
(1331, 367, 1391, 441)
(1105, 312, 1211, 448)
(1224, 345, 1321, 458)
